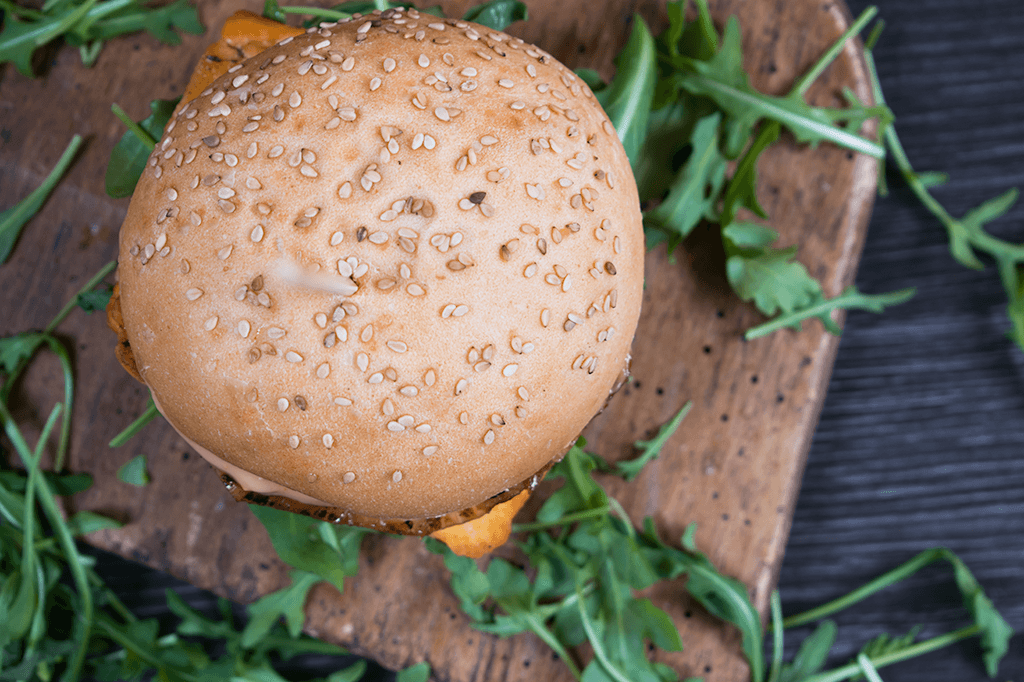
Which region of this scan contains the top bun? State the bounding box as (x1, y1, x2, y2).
(116, 8, 644, 526)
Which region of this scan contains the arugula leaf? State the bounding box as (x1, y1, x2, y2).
(723, 223, 822, 319)
(594, 16, 656, 166)
(0, 135, 83, 264)
(65, 510, 123, 536)
(74, 285, 113, 313)
(461, 0, 527, 31)
(720, 122, 779, 226)
(396, 661, 432, 682)
(116, 454, 150, 487)
(744, 286, 916, 340)
(106, 99, 178, 198)
(248, 505, 370, 594)
(242, 570, 321, 647)
(644, 112, 728, 248)
(615, 402, 691, 481)
(0, 0, 202, 76)
(777, 620, 837, 682)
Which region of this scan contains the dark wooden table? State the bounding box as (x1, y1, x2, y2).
(776, 0, 1024, 679)
(3, 0, 1023, 680)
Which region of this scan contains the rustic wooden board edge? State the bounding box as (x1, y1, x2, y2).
(0, 0, 879, 680)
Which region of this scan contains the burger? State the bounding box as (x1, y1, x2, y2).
(108, 7, 644, 557)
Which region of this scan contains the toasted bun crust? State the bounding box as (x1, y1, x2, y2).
(116, 9, 644, 522)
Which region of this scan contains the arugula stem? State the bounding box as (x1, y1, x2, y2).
(0, 400, 93, 682)
(495, 598, 582, 679)
(744, 288, 915, 340)
(791, 6, 878, 97)
(41, 336, 74, 471)
(782, 548, 957, 629)
(855, 653, 885, 682)
(767, 591, 784, 682)
(45, 259, 117, 334)
(111, 103, 157, 151)
(109, 397, 158, 447)
(681, 73, 885, 158)
(606, 497, 636, 541)
(1, 134, 83, 263)
(575, 585, 633, 682)
(803, 625, 981, 682)
(512, 504, 610, 533)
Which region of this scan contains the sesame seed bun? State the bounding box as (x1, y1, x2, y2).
(114, 8, 644, 533)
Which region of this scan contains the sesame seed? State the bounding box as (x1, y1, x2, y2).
(455, 378, 468, 395)
(356, 353, 369, 371)
(474, 361, 491, 372)
(267, 327, 286, 340)
(218, 244, 233, 260)
(517, 386, 530, 401)
(510, 100, 525, 110)
(483, 430, 495, 445)
(525, 183, 545, 200)
(370, 76, 381, 90)
(277, 398, 290, 411)
(342, 56, 355, 71)
(321, 74, 337, 89)
(210, 90, 226, 104)
(407, 283, 426, 296)
(503, 364, 519, 377)
(434, 107, 450, 121)
(453, 304, 469, 317)
(392, 470, 403, 483)
(423, 134, 436, 150)
(562, 275, 572, 292)
(237, 320, 251, 338)
(384, 57, 396, 71)
(204, 316, 218, 331)
(338, 182, 352, 199)
(387, 340, 408, 353)
(369, 373, 384, 384)
(541, 309, 550, 327)
(286, 351, 303, 363)
(289, 435, 300, 449)
(185, 288, 203, 301)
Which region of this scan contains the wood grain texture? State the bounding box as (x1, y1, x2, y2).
(0, 1, 876, 680)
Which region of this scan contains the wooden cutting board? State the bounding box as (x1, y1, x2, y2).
(0, 0, 876, 679)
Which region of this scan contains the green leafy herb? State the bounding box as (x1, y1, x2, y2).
(73, 284, 113, 313)
(592, 16, 657, 166)
(0, 0, 202, 77)
(615, 402, 691, 481)
(859, 31, 1023, 352)
(427, 443, 759, 682)
(242, 570, 322, 647)
(461, 0, 527, 31)
(109, 396, 159, 447)
(116, 454, 150, 487)
(0, 134, 83, 264)
(249, 505, 371, 594)
(395, 661, 432, 682)
(105, 99, 178, 198)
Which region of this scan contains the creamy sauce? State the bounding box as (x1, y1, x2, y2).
(150, 392, 332, 507)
